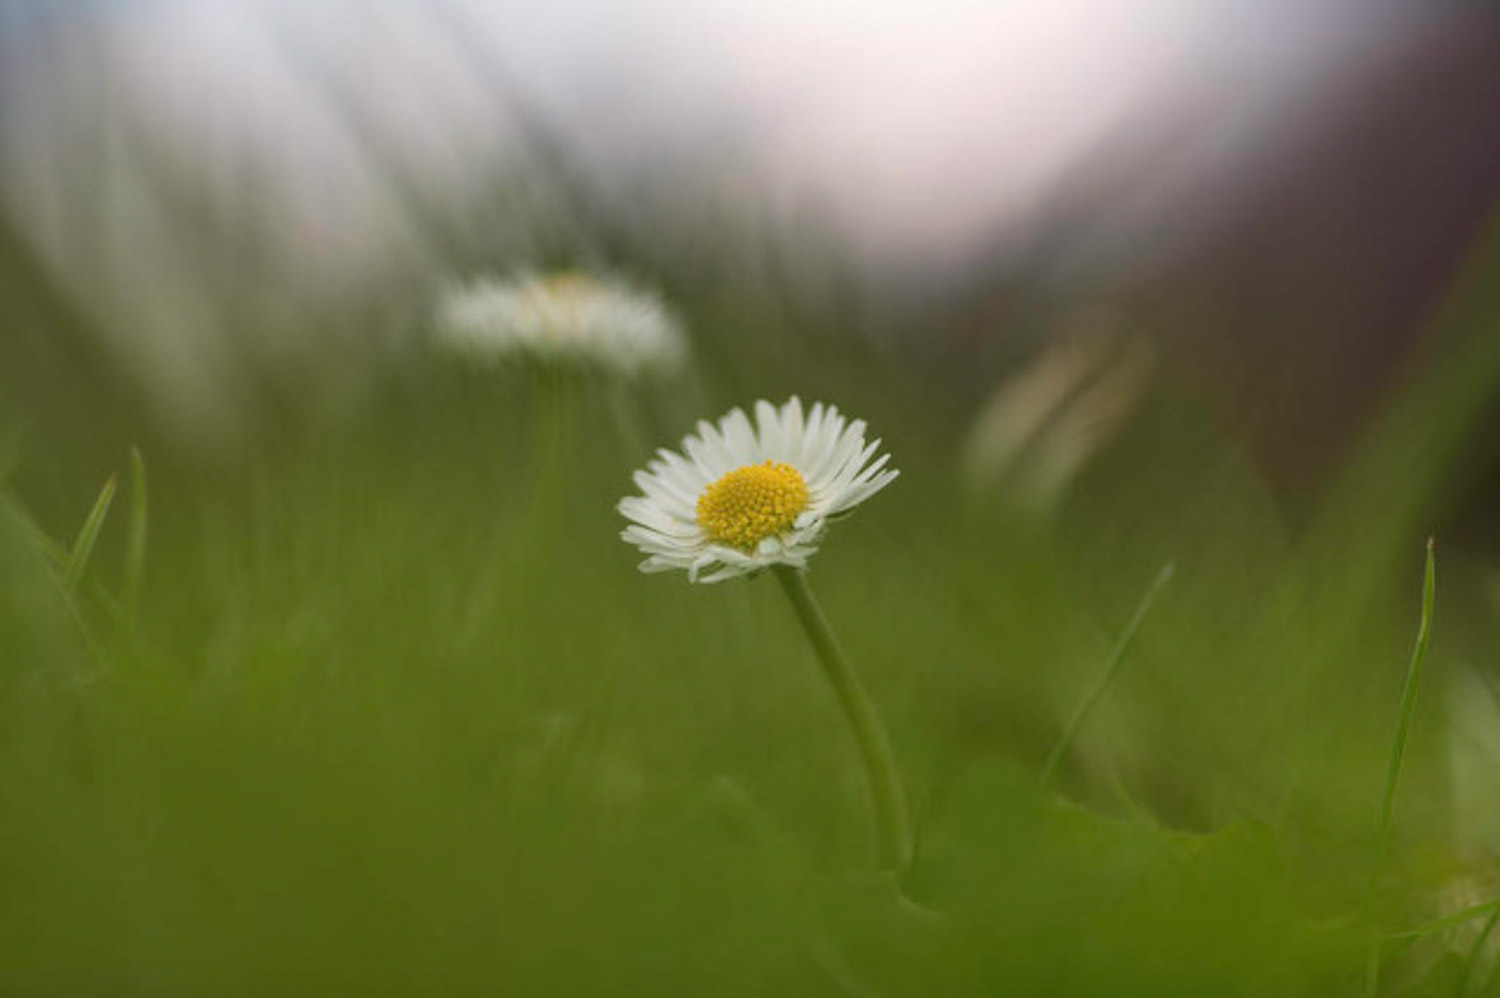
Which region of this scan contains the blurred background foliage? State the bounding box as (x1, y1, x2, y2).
(4, 1, 1500, 993)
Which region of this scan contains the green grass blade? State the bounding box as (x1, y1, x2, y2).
(1382, 897, 1500, 948)
(1364, 537, 1438, 998)
(123, 446, 148, 618)
(1040, 562, 1175, 788)
(64, 473, 117, 594)
(21, 513, 70, 573)
(1377, 537, 1438, 845)
(1457, 902, 1500, 997)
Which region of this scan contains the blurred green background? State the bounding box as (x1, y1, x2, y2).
(4, 2, 1500, 994)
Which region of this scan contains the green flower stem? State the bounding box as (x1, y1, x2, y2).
(773, 564, 911, 872)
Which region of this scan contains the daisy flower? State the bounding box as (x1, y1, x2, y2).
(432, 271, 687, 377)
(618, 397, 899, 583)
(621, 396, 912, 871)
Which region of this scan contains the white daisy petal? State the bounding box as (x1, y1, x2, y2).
(684, 427, 734, 479)
(631, 471, 697, 514)
(721, 408, 760, 464)
(808, 424, 865, 488)
(754, 399, 784, 459)
(805, 411, 851, 484)
(648, 467, 695, 502)
(828, 471, 899, 516)
(779, 397, 806, 464)
(850, 449, 893, 485)
(804, 401, 825, 450)
(826, 438, 884, 496)
(621, 525, 695, 555)
(639, 556, 682, 573)
(653, 448, 712, 492)
(688, 552, 717, 583)
(618, 501, 700, 538)
(697, 563, 754, 584)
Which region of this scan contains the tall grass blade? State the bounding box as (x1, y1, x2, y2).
(1364, 537, 1438, 998)
(123, 446, 148, 619)
(1040, 562, 1175, 788)
(63, 473, 116, 594)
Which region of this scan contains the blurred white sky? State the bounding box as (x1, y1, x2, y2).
(3, 0, 1427, 266)
(0, 0, 1445, 433)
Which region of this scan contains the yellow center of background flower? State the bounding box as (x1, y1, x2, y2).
(696, 461, 809, 550)
(539, 271, 599, 296)
(522, 272, 604, 340)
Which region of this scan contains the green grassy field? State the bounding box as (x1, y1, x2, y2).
(3, 221, 1500, 995)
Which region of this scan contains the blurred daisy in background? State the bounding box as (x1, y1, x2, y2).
(619, 397, 898, 583)
(432, 271, 689, 378)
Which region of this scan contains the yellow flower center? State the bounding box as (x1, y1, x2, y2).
(538, 271, 599, 296)
(696, 461, 810, 550)
(522, 272, 603, 340)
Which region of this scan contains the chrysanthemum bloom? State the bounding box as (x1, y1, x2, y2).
(432, 271, 687, 377)
(618, 397, 898, 583)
